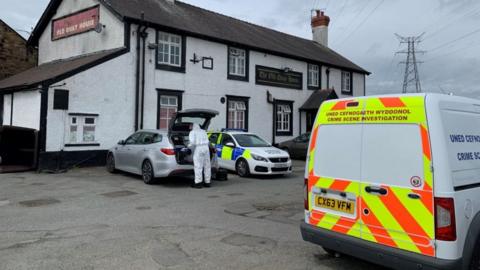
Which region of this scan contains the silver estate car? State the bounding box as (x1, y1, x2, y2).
(106, 109, 219, 184)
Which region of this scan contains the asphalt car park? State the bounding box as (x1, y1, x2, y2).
(0, 161, 385, 270)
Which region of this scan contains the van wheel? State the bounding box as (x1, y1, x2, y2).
(106, 153, 117, 173)
(471, 239, 480, 270)
(142, 160, 155, 185)
(236, 159, 250, 177)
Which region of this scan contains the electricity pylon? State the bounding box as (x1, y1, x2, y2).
(395, 33, 426, 93)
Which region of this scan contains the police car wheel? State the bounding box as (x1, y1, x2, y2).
(106, 153, 117, 173)
(142, 160, 155, 185)
(236, 159, 250, 177)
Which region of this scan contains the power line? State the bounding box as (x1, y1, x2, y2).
(424, 7, 480, 40)
(332, 1, 371, 46)
(422, 7, 478, 37)
(335, 0, 348, 22)
(429, 27, 480, 52)
(337, 0, 384, 46)
(424, 40, 480, 62)
(384, 42, 403, 85)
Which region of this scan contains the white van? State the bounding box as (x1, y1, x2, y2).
(301, 94, 480, 270)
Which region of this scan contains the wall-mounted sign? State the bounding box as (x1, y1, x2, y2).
(255, 65, 303, 90)
(52, 6, 100, 41)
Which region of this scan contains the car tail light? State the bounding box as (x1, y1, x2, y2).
(304, 178, 309, 210)
(161, 148, 176, 155)
(435, 197, 457, 241)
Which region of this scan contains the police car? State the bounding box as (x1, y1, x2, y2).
(208, 130, 292, 177)
(301, 94, 480, 270)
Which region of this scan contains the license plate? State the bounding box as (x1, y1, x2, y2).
(273, 163, 289, 168)
(315, 196, 355, 215)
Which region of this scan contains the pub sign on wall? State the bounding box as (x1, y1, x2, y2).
(255, 65, 303, 90)
(52, 6, 100, 40)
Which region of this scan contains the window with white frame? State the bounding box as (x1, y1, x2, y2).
(157, 32, 182, 67)
(276, 103, 292, 134)
(227, 100, 247, 130)
(308, 64, 320, 88)
(228, 47, 246, 77)
(341, 71, 352, 94)
(159, 95, 178, 130)
(68, 115, 98, 144)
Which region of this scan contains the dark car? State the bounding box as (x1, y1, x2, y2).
(277, 133, 310, 159)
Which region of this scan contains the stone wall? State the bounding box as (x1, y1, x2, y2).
(0, 20, 38, 80)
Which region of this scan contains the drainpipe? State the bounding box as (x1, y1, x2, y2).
(298, 109, 301, 136)
(266, 91, 276, 145)
(272, 99, 276, 146)
(326, 68, 330, 89)
(134, 24, 141, 131)
(140, 28, 148, 130)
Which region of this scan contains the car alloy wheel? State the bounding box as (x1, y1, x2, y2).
(106, 154, 116, 173)
(142, 160, 154, 185)
(236, 159, 250, 177)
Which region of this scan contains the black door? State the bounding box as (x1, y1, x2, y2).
(306, 110, 317, 132)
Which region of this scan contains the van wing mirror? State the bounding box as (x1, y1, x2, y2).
(225, 142, 235, 148)
(118, 140, 126, 145)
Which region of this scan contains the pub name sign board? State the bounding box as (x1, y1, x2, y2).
(255, 65, 303, 90)
(52, 6, 100, 40)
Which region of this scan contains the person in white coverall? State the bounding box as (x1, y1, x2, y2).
(188, 123, 211, 188)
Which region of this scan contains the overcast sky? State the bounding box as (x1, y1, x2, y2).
(1, 0, 480, 98)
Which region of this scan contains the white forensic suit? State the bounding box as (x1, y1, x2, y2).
(188, 124, 211, 184)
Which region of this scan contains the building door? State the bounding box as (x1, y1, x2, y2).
(306, 110, 317, 132)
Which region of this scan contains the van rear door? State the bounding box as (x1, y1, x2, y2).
(359, 97, 435, 257)
(307, 99, 366, 239)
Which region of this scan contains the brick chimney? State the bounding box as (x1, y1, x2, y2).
(311, 10, 330, 47)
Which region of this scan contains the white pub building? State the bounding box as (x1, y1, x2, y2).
(0, 0, 369, 171)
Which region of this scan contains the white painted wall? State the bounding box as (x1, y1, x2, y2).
(38, 20, 366, 153)
(38, 0, 125, 64)
(1, 91, 41, 129)
(322, 66, 364, 98)
(3, 94, 12, 125)
(140, 29, 366, 143)
(45, 52, 136, 152)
